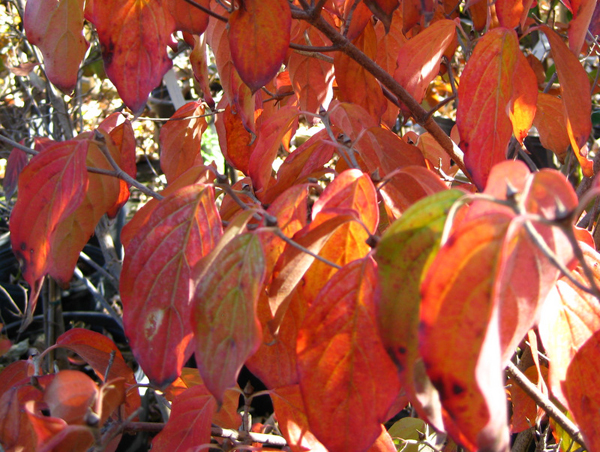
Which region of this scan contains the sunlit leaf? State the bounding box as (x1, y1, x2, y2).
(192, 233, 266, 403)
(85, 0, 175, 113)
(509, 52, 537, 144)
(298, 257, 401, 452)
(10, 140, 88, 325)
(24, 0, 88, 93)
(228, 0, 291, 93)
(159, 101, 208, 183)
(121, 185, 222, 388)
(457, 27, 519, 190)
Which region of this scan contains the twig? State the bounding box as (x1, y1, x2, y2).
(506, 361, 586, 448)
(180, 0, 228, 21)
(74, 267, 123, 328)
(289, 42, 340, 53)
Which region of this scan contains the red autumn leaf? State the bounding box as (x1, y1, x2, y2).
(509, 365, 548, 432)
(47, 127, 134, 285)
(24, 0, 88, 93)
(363, 0, 400, 32)
(217, 102, 256, 174)
(263, 129, 335, 204)
(271, 384, 327, 452)
(376, 190, 463, 431)
(95, 377, 126, 426)
(567, 0, 596, 54)
(375, 9, 406, 128)
(120, 185, 222, 388)
(53, 328, 140, 418)
(192, 233, 266, 403)
(538, 242, 600, 409)
(44, 370, 98, 425)
(379, 166, 449, 220)
(151, 385, 215, 452)
(334, 21, 387, 124)
(0, 384, 44, 451)
(3, 144, 28, 200)
(495, 0, 524, 29)
(288, 25, 335, 118)
(207, 8, 256, 132)
(248, 105, 299, 194)
(369, 426, 398, 452)
(457, 27, 519, 190)
(562, 331, 600, 451)
(297, 257, 401, 452)
(540, 25, 593, 176)
(159, 100, 208, 183)
(120, 166, 215, 248)
(393, 19, 456, 117)
(417, 132, 458, 178)
(328, 101, 379, 138)
(509, 52, 538, 144)
(85, 0, 175, 113)
(10, 140, 88, 324)
(165, 0, 209, 35)
(420, 213, 512, 451)
(189, 34, 215, 109)
(228, 0, 291, 93)
(532, 93, 571, 162)
(312, 169, 379, 233)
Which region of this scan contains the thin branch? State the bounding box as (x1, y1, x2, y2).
(291, 10, 474, 184)
(288, 42, 341, 53)
(271, 227, 342, 269)
(73, 267, 123, 328)
(506, 361, 586, 448)
(289, 48, 334, 63)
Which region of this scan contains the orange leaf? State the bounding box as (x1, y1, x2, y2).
(539, 25, 593, 176)
(192, 233, 266, 403)
(538, 242, 600, 409)
(228, 0, 291, 93)
(562, 331, 600, 451)
(457, 27, 519, 190)
(0, 384, 43, 451)
(159, 101, 208, 183)
(271, 384, 327, 452)
(121, 185, 222, 388)
(509, 365, 548, 432)
(165, 0, 209, 35)
(495, 0, 524, 29)
(420, 213, 511, 451)
(151, 384, 216, 452)
(289, 25, 335, 118)
(85, 0, 175, 113)
(509, 52, 538, 144)
(532, 93, 571, 162)
(44, 370, 98, 425)
(248, 105, 299, 193)
(10, 140, 88, 324)
(53, 328, 140, 418)
(393, 19, 456, 116)
(24, 0, 88, 93)
(334, 21, 387, 124)
(217, 102, 256, 174)
(364, 0, 400, 32)
(297, 257, 400, 451)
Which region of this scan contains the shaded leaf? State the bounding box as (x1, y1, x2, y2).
(509, 365, 548, 433)
(457, 27, 519, 190)
(120, 185, 222, 388)
(24, 0, 88, 93)
(334, 21, 387, 124)
(165, 0, 209, 35)
(364, 0, 400, 32)
(298, 257, 400, 452)
(44, 370, 98, 425)
(3, 144, 28, 199)
(0, 384, 43, 451)
(567, 0, 597, 54)
(532, 93, 571, 162)
(85, 0, 175, 113)
(192, 233, 266, 403)
(540, 25, 593, 176)
(228, 0, 291, 93)
(159, 101, 208, 183)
